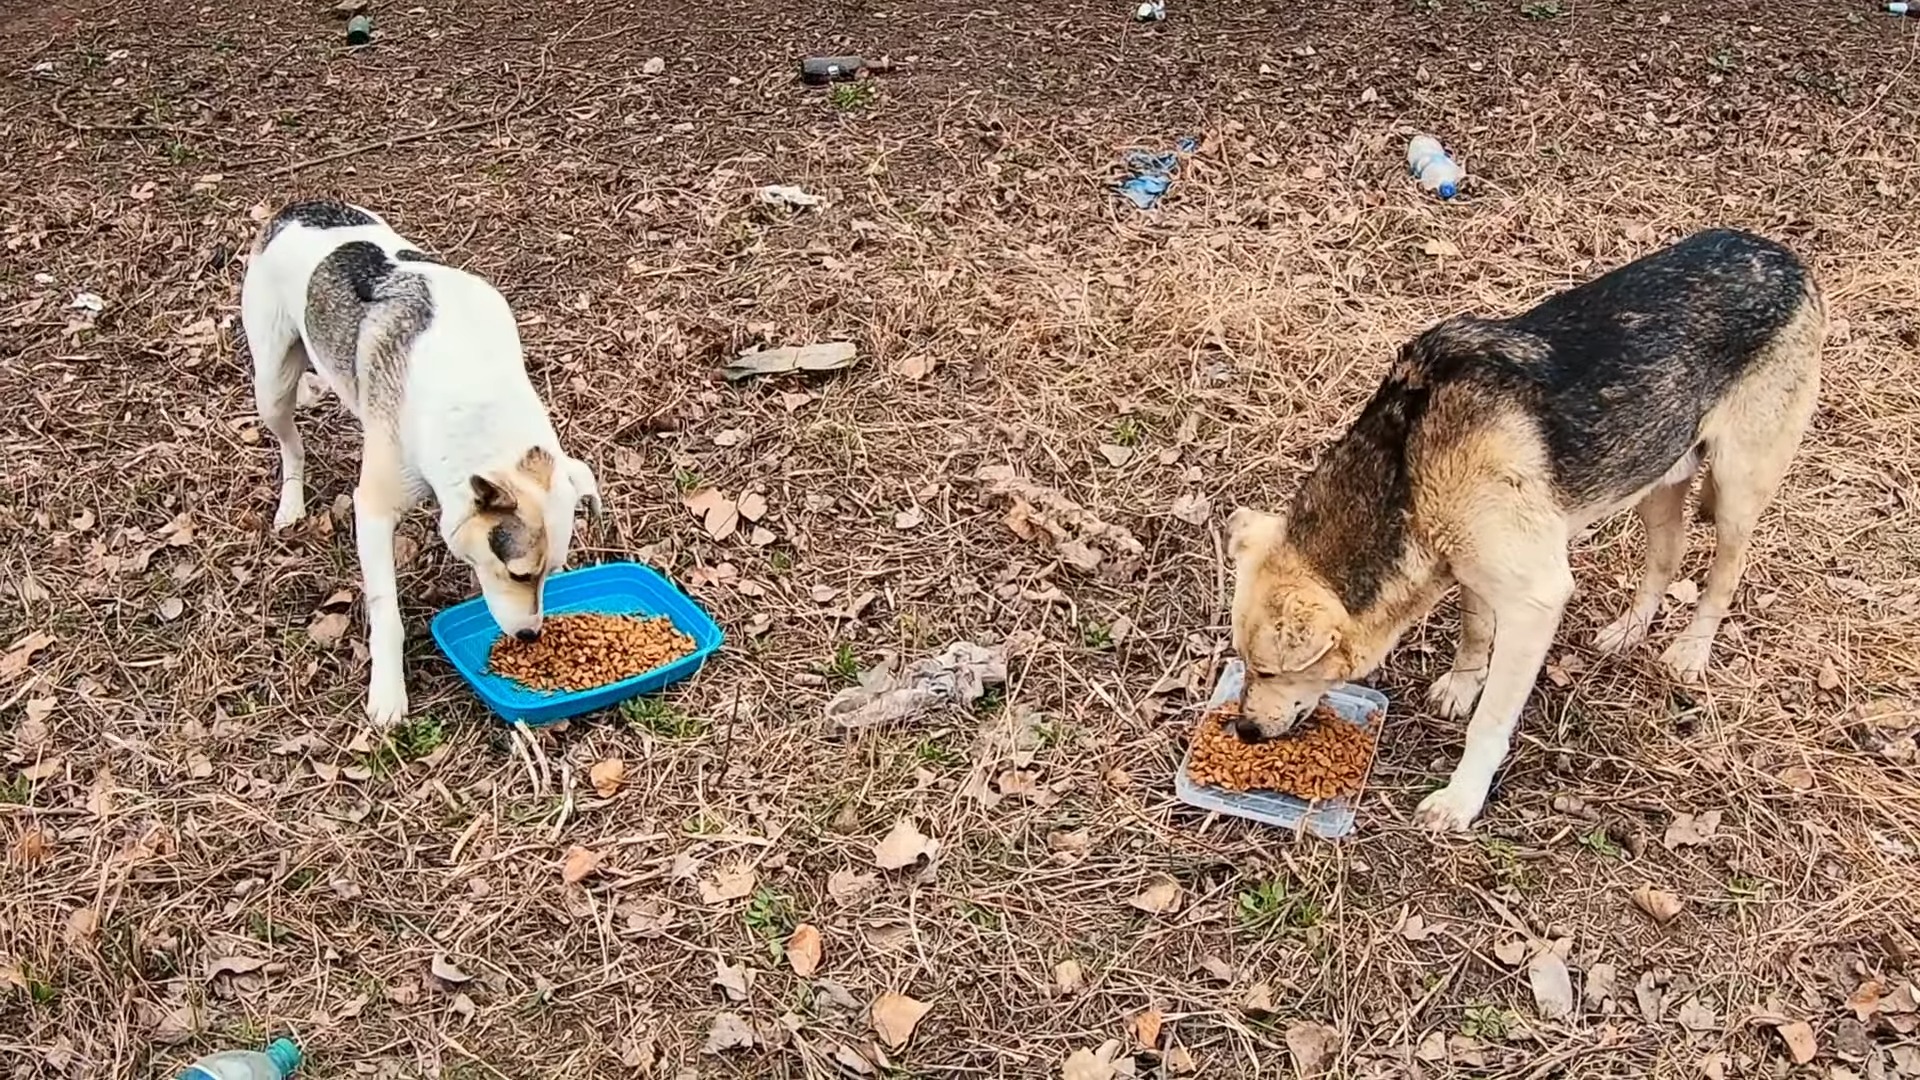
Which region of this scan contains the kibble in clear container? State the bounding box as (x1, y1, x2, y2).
(1174, 660, 1387, 839)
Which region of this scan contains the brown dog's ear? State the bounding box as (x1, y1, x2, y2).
(517, 446, 555, 488)
(470, 474, 516, 513)
(1226, 507, 1284, 562)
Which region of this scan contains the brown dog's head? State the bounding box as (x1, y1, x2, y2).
(445, 446, 602, 641)
(1225, 507, 1357, 741)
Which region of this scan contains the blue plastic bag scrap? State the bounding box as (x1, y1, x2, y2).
(1116, 136, 1200, 209)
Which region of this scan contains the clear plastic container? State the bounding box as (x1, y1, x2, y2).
(178, 1039, 302, 1080)
(1173, 659, 1387, 839)
(1406, 135, 1463, 200)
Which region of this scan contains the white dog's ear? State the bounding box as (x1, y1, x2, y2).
(564, 456, 603, 516)
(1225, 506, 1284, 562)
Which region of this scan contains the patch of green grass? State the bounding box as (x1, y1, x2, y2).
(768, 549, 794, 575)
(672, 466, 701, 493)
(972, 686, 1005, 716)
(165, 139, 196, 165)
(823, 643, 861, 684)
(1460, 1003, 1513, 1041)
(1079, 620, 1113, 650)
(955, 900, 1002, 931)
(283, 868, 320, 892)
(1479, 836, 1537, 890)
(246, 912, 294, 944)
(1031, 718, 1074, 750)
(1727, 875, 1767, 911)
(20, 964, 57, 1007)
(1237, 877, 1324, 935)
(681, 812, 725, 836)
(1577, 827, 1623, 860)
(368, 715, 446, 774)
(913, 737, 965, 769)
(619, 697, 707, 739)
(0, 774, 31, 804)
(1708, 45, 1738, 73)
(745, 888, 797, 956)
(1520, 0, 1561, 17)
(1111, 416, 1144, 447)
(828, 81, 877, 110)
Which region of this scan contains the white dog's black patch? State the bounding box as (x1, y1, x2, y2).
(303, 241, 434, 410)
(262, 199, 378, 248)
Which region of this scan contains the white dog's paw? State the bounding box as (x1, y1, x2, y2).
(1426, 670, 1487, 720)
(1591, 612, 1650, 655)
(1414, 784, 1486, 833)
(365, 676, 409, 729)
(1659, 634, 1714, 682)
(272, 492, 307, 531)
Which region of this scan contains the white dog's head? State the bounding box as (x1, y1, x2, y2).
(443, 446, 601, 639)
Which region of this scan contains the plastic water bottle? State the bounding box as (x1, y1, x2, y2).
(178, 1039, 302, 1080)
(1407, 135, 1463, 200)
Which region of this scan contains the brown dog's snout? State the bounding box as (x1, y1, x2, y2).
(1232, 715, 1268, 744)
(515, 627, 540, 643)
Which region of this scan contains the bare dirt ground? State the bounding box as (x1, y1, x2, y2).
(4, 0, 1920, 1076)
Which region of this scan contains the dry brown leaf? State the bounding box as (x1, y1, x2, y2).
(703, 1011, 755, 1054)
(827, 868, 879, 902)
(151, 1000, 200, 1044)
(1061, 1040, 1124, 1080)
(894, 506, 925, 530)
(870, 991, 932, 1050)
(561, 845, 604, 884)
(1847, 980, 1884, 1021)
(157, 596, 185, 622)
(873, 819, 936, 870)
(1775, 1020, 1817, 1064)
(1421, 237, 1461, 257)
(1131, 1006, 1164, 1050)
(308, 611, 350, 647)
(1128, 875, 1182, 915)
(1528, 951, 1574, 1021)
(1493, 936, 1529, 967)
(205, 954, 267, 980)
(1170, 492, 1211, 525)
(1676, 998, 1719, 1032)
(1631, 884, 1685, 924)
(1165, 1045, 1196, 1074)
(0, 631, 56, 682)
(683, 488, 740, 541)
(1242, 981, 1275, 1017)
(700, 863, 758, 904)
(1284, 1020, 1338, 1077)
(1098, 444, 1134, 467)
(1666, 578, 1701, 604)
(787, 924, 823, 977)
(1662, 809, 1722, 850)
(589, 758, 626, 798)
(66, 907, 99, 946)
(1053, 959, 1086, 996)
(430, 954, 472, 984)
(1777, 764, 1816, 791)
(736, 491, 768, 522)
(713, 958, 753, 1002)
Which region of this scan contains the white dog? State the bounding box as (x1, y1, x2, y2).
(241, 200, 601, 726)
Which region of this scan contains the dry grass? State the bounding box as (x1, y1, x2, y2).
(3, 0, 1920, 1077)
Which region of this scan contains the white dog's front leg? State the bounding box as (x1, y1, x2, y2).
(1415, 562, 1572, 832)
(355, 448, 411, 728)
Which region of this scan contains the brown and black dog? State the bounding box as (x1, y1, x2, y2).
(1226, 229, 1824, 831)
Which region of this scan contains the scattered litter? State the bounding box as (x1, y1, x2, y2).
(825, 640, 1011, 730)
(800, 54, 891, 84)
(756, 184, 826, 209)
(69, 291, 105, 313)
(975, 464, 1144, 578)
(1135, 0, 1166, 20)
(720, 340, 857, 381)
(346, 14, 373, 45)
(1407, 135, 1463, 200)
(1117, 136, 1199, 209)
(642, 56, 666, 75)
(1891, 2, 1916, 14)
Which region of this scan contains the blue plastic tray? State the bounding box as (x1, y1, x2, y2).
(1174, 659, 1387, 840)
(429, 562, 724, 726)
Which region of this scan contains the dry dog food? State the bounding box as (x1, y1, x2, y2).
(1187, 701, 1380, 802)
(488, 612, 695, 692)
